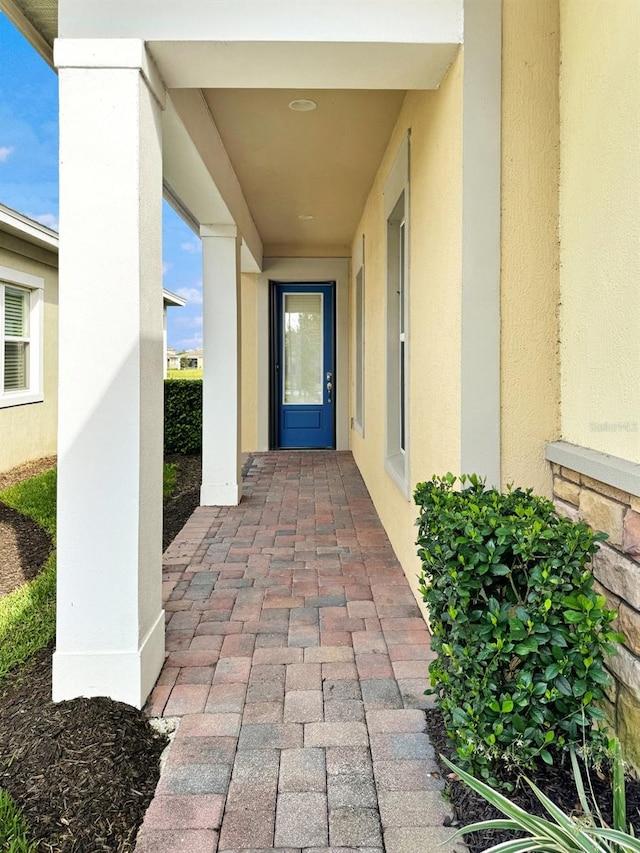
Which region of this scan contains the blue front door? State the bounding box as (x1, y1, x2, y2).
(276, 283, 335, 449)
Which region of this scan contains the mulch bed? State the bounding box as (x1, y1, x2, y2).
(162, 452, 202, 550)
(0, 646, 167, 853)
(0, 453, 203, 852)
(0, 455, 56, 599)
(425, 708, 640, 853)
(0, 456, 57, 493)
(0, 502, 52, 597)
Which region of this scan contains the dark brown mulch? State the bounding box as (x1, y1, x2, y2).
(0, 502, 52, 597)
(0, 453, 206, 852)
(162, 452, 202, 550)
(425, 708, 640, 853)
(0, 456, 56, 599)
(0, 645, 167, 853)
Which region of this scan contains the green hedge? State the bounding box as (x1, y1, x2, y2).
(415, 473, 623, 787)
(164, 379, 202, 454)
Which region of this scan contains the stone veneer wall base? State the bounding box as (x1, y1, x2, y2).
(548, 447, 640, 771)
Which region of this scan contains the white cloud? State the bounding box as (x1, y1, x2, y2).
(162, 262, 173, 275)
(176, 287, 203, 305)
(32, 212, 58, 230)
(174, 333, 203, 351)
(181, 240, 201, 255)
(0, 146, 14, 163)
(175, 315, 203, 329)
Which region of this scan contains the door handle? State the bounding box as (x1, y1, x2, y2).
(326, 373, 333, 404)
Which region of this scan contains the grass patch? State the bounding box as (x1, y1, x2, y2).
(0, 468, 57, 682)
(0, 469, 57, 536)
(167, 368, 202, 380)
(0, 463, 175, 681)
(163, 462, 177, 499)
(0, 559, 56, 682)
(0, 789, 37, 853)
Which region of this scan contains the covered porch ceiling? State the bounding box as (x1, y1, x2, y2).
(4, 0, 462, 267)
(199, 87, 406, 258)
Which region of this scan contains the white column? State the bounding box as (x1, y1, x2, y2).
(200, 225, 243, 506)
(460, 0, 502, 486)
(53, 40, 166, 708)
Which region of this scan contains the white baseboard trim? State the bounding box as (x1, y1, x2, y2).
(200, 482, 242, 506)
(52, 609, 165, 709)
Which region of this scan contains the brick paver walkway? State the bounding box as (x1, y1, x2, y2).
(135, 451, 459, 853)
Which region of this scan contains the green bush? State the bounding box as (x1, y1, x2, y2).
(164, 379, 202, 454)
(415, 473, 623, 786)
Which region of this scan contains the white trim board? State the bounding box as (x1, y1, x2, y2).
(546, 441, 640, 498)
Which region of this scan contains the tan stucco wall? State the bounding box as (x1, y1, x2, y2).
(559, 0, 640, 464)
(0, 239, 58, 473)
(500, 0, 561, 495)
(350, 50, 464, 600)
(240, 272, 258, 452)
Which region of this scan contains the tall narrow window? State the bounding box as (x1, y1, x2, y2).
(0, 270, 44, 408)
(383, 134, 410, 495)
(398, 219, 406, 453)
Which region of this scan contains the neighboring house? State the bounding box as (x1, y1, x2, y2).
(165, 347, 180, 372)
(0, 205, 182, 466)
(0, 203, 58, 474)
(162, 289, 186, 378)
(5, 1, 639, 756)
(179, 347, 203, 370)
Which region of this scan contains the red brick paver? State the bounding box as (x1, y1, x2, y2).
(136, 451, 458, 852)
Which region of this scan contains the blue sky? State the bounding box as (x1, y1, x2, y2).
(0, 12, 203, 352)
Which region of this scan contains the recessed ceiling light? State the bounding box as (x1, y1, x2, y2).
(289, 98, 317, 112)
(298, 214, 315, 221)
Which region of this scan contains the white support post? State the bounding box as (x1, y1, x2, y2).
(53, 40, 166, 708)
(460, 0, 502, 486)
(200, 225, 243, 506)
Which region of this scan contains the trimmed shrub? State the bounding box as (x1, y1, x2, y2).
(164, 379, 202, 454)
(415, 473, 623, 786)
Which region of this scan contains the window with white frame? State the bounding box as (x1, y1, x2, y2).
(0, 267, 44, 408)
(354, 235, 365, 435)
(384, 134, 410, 495)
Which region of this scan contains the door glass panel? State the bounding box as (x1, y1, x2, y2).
(283, 293, 323, 404)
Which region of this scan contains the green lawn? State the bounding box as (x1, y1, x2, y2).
(0, 468, 57, 681)
(0, 462, 177, 682)
(167, 369, 202, 381)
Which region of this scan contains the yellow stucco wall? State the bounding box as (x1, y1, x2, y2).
(500, 0, 561, 494)
(559, 0, 640, 464)
(240, 272, 258, 452)
(350, 51, 464, 600)
(0, 240, 58, 473)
